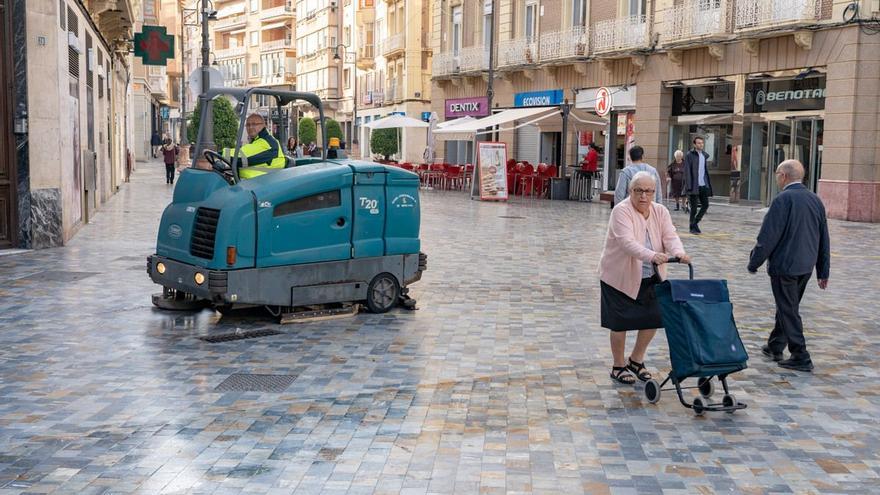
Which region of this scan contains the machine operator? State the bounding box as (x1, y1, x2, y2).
(225, 113, 286, 179)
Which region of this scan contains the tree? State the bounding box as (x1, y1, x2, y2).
(186, 97, 239, 150)
(298, 117, 317, 146)
(370, 128, 399, 161)
(325, 118, 343, 143)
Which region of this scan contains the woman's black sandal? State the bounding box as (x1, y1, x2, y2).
(610, 366, 636, 385)
(627, 358, 653, 382)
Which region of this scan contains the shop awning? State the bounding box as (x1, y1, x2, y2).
(262, 21, 288, 30)
(217, 4, 245, 17)
(433, 106, 559, 134)
(364, 115, 429, 129)
(672, 114, 733, 125)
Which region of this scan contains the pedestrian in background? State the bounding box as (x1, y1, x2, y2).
(150, 130, 161, 158)
(613, 145, 662, 206)
(748, 159, 830, 372)
(683, 136, 712, 234)
(287, 136, 298, 155)
(667, 150, 686, 211)
(599, 171, 690, 385)
(580, 142, 600, 202)
(161, 138, 179, 185)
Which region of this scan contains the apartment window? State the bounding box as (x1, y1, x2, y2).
(251, 63, 258, 77)
(483, 14, 491, 46)
(251, 31, 259, 46)
(344, 68, 350, 89)
(344, 27, 351, 46)
(572, 0, 586, 26)
(451, 6, 462, 55)
(525, 1, 538, 39)
(250, 0, 259, 12)
(628, 0, 647, 17)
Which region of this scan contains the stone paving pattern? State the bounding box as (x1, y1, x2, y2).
(1, 162, 879, 494)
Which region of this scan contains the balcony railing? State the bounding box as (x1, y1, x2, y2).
(226, 78, 247, 88)
(215, 13, 247, 30)
(262, 38, 293, 51)
(734, 0, 819, 30)
(433, 51, 454, 77)
(216, 46, 247, 59)
(458, 45, 490, 73)
(592, 15, 650, 54)
(261, 5, 294, 20)
(260, 73, 294, 85)
(498, 36, 538, 68)
(382, 32, 405, 57)
(539, 26, 589, 62)
(662, 0, 730, 45)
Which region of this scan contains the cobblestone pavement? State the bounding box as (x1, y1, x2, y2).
(1, 162, 879, 495)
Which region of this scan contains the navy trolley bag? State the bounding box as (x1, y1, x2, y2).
(643, 259, 749, 415)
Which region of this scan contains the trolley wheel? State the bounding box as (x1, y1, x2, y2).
(692, 397, 706, 416)
(365, 273, 400, 314)
(697, 376, 714, 399)
(644, 379, 661, 404)
(722, 394, 738, 413)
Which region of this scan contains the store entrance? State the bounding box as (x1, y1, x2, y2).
(766, 118, 823, 204)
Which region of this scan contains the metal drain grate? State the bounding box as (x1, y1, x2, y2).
(17, 270, 99, 283)
(498, 215, 527, 219)
(215, 373, 297, 393)
(199, 329, 283, 343)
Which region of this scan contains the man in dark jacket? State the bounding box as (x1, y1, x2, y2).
(150, 130, 161, 158)
(748, 159, 830, 372)
(682, 136, 712, 234)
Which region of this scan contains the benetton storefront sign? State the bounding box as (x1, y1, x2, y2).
(445, 97, 490, 118)
(515, 89, 563, 107)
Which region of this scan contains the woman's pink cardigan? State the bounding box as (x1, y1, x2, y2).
(598, 199, 686, 300)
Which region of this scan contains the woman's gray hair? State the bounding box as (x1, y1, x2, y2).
(628, 171, 657, 192)
(674, 150, 684, 159)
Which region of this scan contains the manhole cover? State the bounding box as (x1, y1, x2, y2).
(215, 373, 297, 393)
(17, 271, 99, 283)
(498, 215, 527, 219)
(200, 329, 283, 343)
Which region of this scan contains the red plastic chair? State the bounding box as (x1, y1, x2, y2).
(425, 163, 446, 189)
(534, 164, 558, 198)
(443, 165, 463, 190)
(462, 163, 475, 191)
(517, 163, 536, 196)
(400, 162, 415, 172)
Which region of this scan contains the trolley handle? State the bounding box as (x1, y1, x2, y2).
(665, 257, 694, 280)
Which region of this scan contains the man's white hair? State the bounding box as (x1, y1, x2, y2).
(628, 171, 657, 192)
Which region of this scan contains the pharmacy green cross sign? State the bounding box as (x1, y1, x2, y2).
(133, 25, 175, 66)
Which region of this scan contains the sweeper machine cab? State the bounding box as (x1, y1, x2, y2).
(147, 88, 426, 317)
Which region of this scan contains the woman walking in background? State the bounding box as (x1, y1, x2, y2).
(161, 138, 179, 185)
(667, 150, 686, 211)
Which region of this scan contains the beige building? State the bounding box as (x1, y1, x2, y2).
(1, 0, 138, 249)
(350, 0, 433, 162)
(432, 0, 880, 222)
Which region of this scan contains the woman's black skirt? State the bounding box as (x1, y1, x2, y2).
(601, 275, 663, 331)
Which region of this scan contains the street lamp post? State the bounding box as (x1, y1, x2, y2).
(198, 0, 216, 153)
(180, 5, 199, 146)
(333, 44, 357, 155)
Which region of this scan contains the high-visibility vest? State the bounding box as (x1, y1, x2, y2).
(226, 128, 286, 179)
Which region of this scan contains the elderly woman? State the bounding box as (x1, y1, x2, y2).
(667, 150, 686, 211)
(599, 171, 691, 384)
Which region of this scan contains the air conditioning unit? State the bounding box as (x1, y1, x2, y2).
(68, 32, 83, 54)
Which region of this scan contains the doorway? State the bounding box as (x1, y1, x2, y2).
(540, 132, 560, 166)
(1, 2, 18, 248)
(766, 118, 823, 204)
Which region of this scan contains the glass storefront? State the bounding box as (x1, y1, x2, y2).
(669, 122, 734, 196)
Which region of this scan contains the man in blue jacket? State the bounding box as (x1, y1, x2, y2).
(748, 160, 830, 372)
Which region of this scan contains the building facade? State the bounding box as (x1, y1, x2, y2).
(350, 0, 432, 162)
(1, 0, 137, 249)
(432, 0, 880, 222)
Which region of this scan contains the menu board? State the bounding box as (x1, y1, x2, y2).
(477, 142, 509, 201)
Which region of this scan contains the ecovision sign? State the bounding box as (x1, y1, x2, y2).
(514, 89, 564, 107)
(744, 76, 826, 113)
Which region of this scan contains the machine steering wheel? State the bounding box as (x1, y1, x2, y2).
(202, 149, 235, 183)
